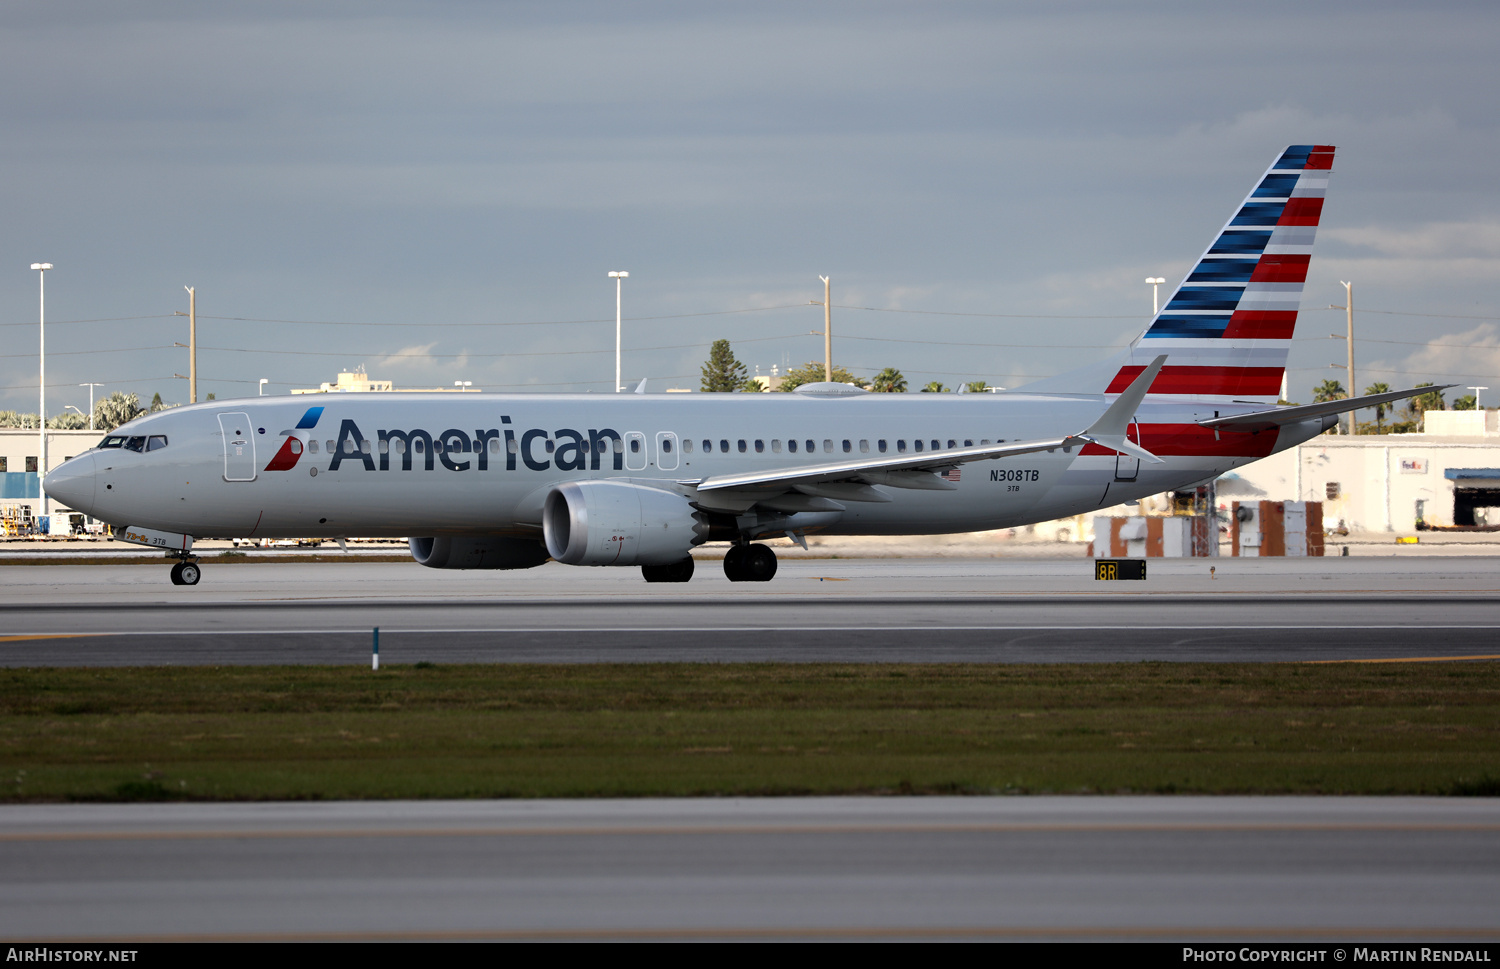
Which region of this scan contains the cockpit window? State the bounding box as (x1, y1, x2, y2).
(98, 436, 126, 449)
(122, 436, 146, 453)
(146, 435, 168, 452)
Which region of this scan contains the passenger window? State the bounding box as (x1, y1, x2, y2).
(489, 439, 500, 453)
(771, 440, 781, 453)
(146, 435, 168, 452)
(379, 439, 389, 454)
(662, 438, 673, 453)
(842, 439, 851, 453)
(860, 440, 869, 453)
(738, 440, 747, 453)
(361, 440, 372, 454)
(754, 439, 764, 453)
(544, 439, 554, 453)
(414, 439, 425, 453)
(822, 439, 833, 453)
(720, 439, 729, 453)
(630, 438, 641, 453)
(683, 439, 693, 453)
(507, 438, 518, 454)
(964, 439, 974, 447)
(309, 440, 320, 454)
(123, 437, 146, 452)
(326, 440, 336, 452)
(947, 440, 957, 449)
(788, 439, 798, 453)
(914, 440, 924, 452)
(981, 439, 991, 446)
(878, 440, 887, 453)
(897, 440, 907, 453)
(930, 440, 939, 451)
(805, 439, 815, 453)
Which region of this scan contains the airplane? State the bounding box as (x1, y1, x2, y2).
(43, 144, 1442, 586)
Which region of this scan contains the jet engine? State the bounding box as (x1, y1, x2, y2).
(543, 481, 709, 566)
(408, 535, 549, 570)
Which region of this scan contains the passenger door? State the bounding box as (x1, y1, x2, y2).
(218, 413, 257, 482)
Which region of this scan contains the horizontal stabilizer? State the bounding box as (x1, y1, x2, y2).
(1201, 384, 1457, 432)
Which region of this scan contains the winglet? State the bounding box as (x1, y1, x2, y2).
(634, 378, 648, 394)
(1070, 354, 1166, 464)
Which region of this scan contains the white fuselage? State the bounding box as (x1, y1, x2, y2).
(44, 391, 1323, 542)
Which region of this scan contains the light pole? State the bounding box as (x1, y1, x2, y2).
(608, 271, 628, 392)
(31, 262, 52, 517)
(259, 378, 269, 396)
(1469, 386, 1488, 411)
(79, 383, 102, 431)
(1145, 277, 1165, 316)
(454, 381, 472, 393)
(64, 405, 86, 424)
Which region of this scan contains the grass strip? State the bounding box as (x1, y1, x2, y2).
(1, 662, 1497, 800)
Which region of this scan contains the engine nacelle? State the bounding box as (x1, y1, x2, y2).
(543, 481, 708, 566)
(408, 535, 549, 570)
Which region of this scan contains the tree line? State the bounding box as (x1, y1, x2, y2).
(0, 391, 182, 432)
(700, 339, 988, 394)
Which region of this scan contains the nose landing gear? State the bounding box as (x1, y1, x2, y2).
(723, 543, 777, 582)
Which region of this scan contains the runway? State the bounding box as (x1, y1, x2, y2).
(1, 797, 1495, 941)
(2, 557, 1500, 665)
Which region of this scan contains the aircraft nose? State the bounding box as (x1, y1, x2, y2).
(43, 451, 97, 516)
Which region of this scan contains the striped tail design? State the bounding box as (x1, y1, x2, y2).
(1107, 145, 1335, 400)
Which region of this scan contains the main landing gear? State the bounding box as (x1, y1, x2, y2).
(641, 557, 695, 583)
(168, 554, 201, 586)
(723, 543, 777, 582)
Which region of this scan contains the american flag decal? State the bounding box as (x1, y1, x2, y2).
(940, 468, 961, 483)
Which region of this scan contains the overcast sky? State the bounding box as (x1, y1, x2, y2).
(2, 1, 1497, 412)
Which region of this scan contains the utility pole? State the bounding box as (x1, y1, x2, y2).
(1330, 281, 1355, 434)
(808, 276, 832, 382)
(185, 287, 197, 403)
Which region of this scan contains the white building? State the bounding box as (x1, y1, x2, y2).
(1225, 415, 1500, 531)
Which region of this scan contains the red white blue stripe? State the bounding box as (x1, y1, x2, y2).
(1110, 145, 1334, 399)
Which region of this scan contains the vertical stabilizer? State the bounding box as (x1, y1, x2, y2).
(1105, 145, 1334, 400)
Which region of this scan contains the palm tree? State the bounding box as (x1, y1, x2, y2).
(94, 392, 144, 432)
(1312, 379, 1346, 403)
(1401, 382, 1445, 431)
(921, 381, 946, 393)
(777, 361, 861, 392)
(963, 381, 989, 394)
(870, 368, 907, 393)
(1363, 381, 1391, 434)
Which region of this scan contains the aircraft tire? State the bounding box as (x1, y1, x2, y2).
(169, 562, 184, 585)
(642, 557, 695, 583)
(178, 562, 201, 586)
(723, 545, 749, 581)
(742, 543, 777, 582)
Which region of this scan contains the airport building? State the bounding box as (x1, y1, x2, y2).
(291, 368, 480, 394)
(1223, 411, 1500, 531)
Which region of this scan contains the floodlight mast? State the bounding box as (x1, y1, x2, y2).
(31, 263, 52, 517)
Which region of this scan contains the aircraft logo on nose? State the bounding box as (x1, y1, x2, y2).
(262, 406, 324, 472)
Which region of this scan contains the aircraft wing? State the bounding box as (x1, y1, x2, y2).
(693, 356, 1168, 497)
(1200, 384, 1457, 433)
